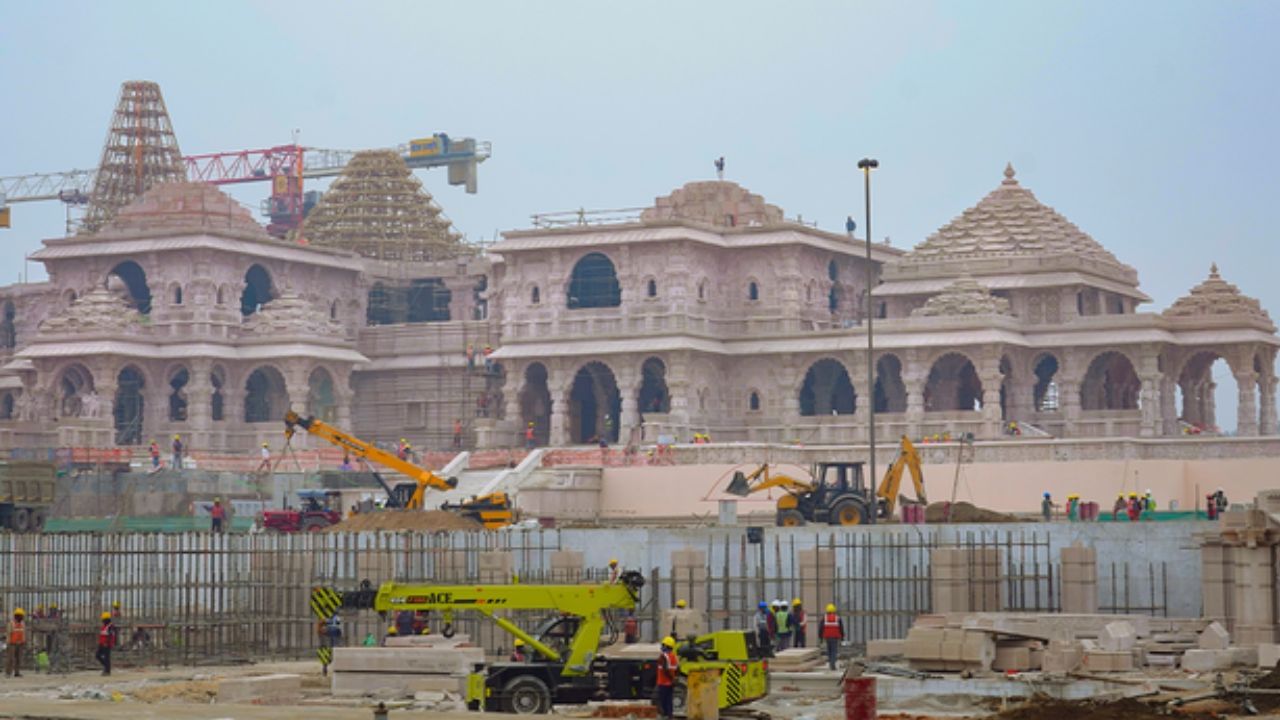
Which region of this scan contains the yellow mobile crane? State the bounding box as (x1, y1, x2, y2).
(725, 436, 926, 525)
(311, 571, 768, 715)
(283, 411, 513, 527)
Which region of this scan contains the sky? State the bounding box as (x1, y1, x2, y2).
(1, 0, 1277, 430)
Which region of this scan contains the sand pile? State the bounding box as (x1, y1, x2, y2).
(926, 501, 1018, 523)
(130, 680, 218, 703)
(992, 696, 1216, 720)
(325, 509, 482, 532)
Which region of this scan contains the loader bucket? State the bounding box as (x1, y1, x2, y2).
(726, 471, 752, 497)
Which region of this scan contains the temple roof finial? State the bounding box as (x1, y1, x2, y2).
(1002, 162, 1017, 184)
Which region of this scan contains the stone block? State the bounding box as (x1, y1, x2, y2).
(383, 634, 472, 648)
(330, 672, 467, 697)
(1082, 650, 1133, 673)
(1198, 621, 1230, 650)
(993, 646, 1032, 672)
(1099, 621, 1136, 652)
(217, 674, 302, 704)
(866, 639, 905, 660)
(330, 647, 484, 674)
(1231, 646, 1259, 667)
(1257, 643, 1280, 669)
(1041, 643, 1082, 673)
(1181, 649, 1232, 672)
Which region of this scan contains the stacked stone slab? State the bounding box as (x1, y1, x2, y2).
(1060, 544, 1098, 613)
(671, 548, 709, 611)
(1199, 493, 1280, 646)
(798, 549, 835, 648)
(550, 549, 585, 582)
(931, 547, 1002, 613)
(903, 627, 996, 671)
(330, 646, 483, 697)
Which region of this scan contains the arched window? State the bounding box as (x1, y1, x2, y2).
(828, 261, 839, 281)
(567, 253, 621, 309)
(531, 286, 541, 305)
(241, 265, 274, 317)
(107, 261, 152, 314)
(647, 279, 657, 298)
(0, 301, 15, 349)
(748, 391, 761, 411)
(697, 279, 708, 301)
(748, 281, 759, 301)
(172, 285, 183, 305)
(216, 286, 225, 305)
(329, 300, 338, 320)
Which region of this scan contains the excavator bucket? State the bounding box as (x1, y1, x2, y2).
(726, 471, 752, 497)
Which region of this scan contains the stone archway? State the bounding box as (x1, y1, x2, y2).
(241, 264, 275, 317)
(1033, 354, 1061, 411)
(114, 366, 146, 446)
(1081, 351, 1140, 411)
(925, 353, 983, 411)
(799, 358, 856, 416)
(568, 362, 622, 443)
(107, 261, 152, 314)
(57, 364, 94, 419)
(308, 367, 337, 422)
(638, 357, 670, 414)
(520, 363, 553, 445)
(1177, 351, 1227, 431)
(874, 355, 907, 413)
(567, 253, 621, 309)
(244, 366, 288, 423)
(168, 367, 189, 422)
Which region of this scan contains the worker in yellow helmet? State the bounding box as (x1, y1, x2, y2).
(820, 604, 844, 670)
(171, 433, 185, 470)
(7, 607, 28, 676)
(675, 599, 687, 609)
(608, 558, 621, 584)
(656, 637, 679, 720)
(97, 611, 116, 675)
(511, 638, 528, 663)
(791, 598, 808, 648)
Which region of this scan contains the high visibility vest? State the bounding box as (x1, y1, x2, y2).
(775, 609, 791, 634)
(820, 613, 842, 640)
(656, 649, 679, 686)
(98, 624, 114, 648)
(8, 620, 25, 644)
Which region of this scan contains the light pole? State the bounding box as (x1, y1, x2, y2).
(857, 158, 879, 491)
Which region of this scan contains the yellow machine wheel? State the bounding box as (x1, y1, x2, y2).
(831, 500, 865, 526)
(776, 509, 806, 527)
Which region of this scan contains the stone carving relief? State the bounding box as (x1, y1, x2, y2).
(38, 287, 143, 334)
(911, 277, 1012, 317)
(240, 293, 345, 337)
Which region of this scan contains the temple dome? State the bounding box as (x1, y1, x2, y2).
(93, 181, 270, 240)
(1165, 264, 1273, 327)
(640, 180, 783, 228)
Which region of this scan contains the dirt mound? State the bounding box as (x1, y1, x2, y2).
(992, 696, 1217, 720)
(325, 509, 483, 532)
(926, 501, 1018, 523)
(130, 680, 218, 703)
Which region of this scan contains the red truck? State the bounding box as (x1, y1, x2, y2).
(262, 488, 343, 532)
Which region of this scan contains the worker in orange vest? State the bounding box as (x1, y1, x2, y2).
(96, 612, 116, 676)
(5, 607, 26, 677)
(525, 422, 536, 449)
(655, 636, 679, 720)
(820, 603, 844, 671)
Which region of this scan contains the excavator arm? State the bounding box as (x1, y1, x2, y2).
(283, 411, 458, 507)
(876, 436, 926, 517)
(725, 463, 816, 497)
(318, 571, 645, 677)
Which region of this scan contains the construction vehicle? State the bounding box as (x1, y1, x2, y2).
(261, 488, 344, 532)
(725, 436, 927, 526)
(312, 571, 768, 715)
(875, 435, 927, 517)
(0, 461, 56, 532)
(282, 411, 514, 528)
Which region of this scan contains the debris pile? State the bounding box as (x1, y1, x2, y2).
(994, 696, 1218, 720)
(925, 501, 1018, 523)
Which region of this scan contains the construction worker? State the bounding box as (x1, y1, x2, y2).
(525, 422, 536, 449)
(1214, 488, 1229, 513)
(171, 434, 184, 470)
(1066, 494, 1079, 522)
(452, 419, 463, 450)
(465, 343, 476, 371)
(96, 612, 115, 676)
(1144, 489, 1156, 518)
(791, 598, 807, 648)
(256, 442, 271, 473)
(210, 498, 226, 534)
(773, 600, 792, 651)
(1206, 493, 1220, 520)
(655, 637, 679, 720)
(510, 638, 528, 663)
(623, 612, 639, 644)
(820, 603, 844, 670)
(6, 608, 26, 677)
(607, 558, 621, 584)
(1112, 493, 1127, 521)
(397, 439, 410, 461)
(671, 599, 688, 637)
(395, 610, 415, 638)
(148, 439, 161, 469)
(1126, 492, 1142, 522)
(753, 601, 774, 657)
(1041, 492, 1054, 521)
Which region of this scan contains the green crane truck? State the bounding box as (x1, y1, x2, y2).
(0, 461, 55, 532)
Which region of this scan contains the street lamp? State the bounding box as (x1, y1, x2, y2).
(857, 158, 879, 490)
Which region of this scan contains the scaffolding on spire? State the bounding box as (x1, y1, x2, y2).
(80, 81, 186, 234)
(294, 149, 470, 262)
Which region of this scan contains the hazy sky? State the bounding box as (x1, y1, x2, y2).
(2, 1, 1276, 429)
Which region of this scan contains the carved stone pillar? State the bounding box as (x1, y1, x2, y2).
(186, 359, 214, 448)
(549, 390, 569, 447)
(1059, 379, 1081, 437)
(619, 370, 640, 445)
(1260, 375, 1278, 436)
(904, 373, 926, 441)
(980, 374, 1003, 439)
(1237, 371, 1260, 437)
(445, 277, 478, 322)
(1160, 377, 1178, 435)
(1138, 374, 1161, 437)
(284, 363, 310, 415)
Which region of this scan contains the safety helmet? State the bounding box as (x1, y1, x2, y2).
(792, 598, 802, 606)
(758, 601, 767, 610)
(514, 638, 525, 647)
(14, 608, 24, 617)
(661, 636, 676, 648)
(173, 434, 180, 439)
(49, 603, 57, 610)
(609, 558, 618, 566)
(1043, 492, 1050, 498)
(528, 422, 534, 427)
(421, 627, 430, 635)
(1145, 489, 1152, 495)
(1129, 492, 1138, 497)
(101, 612, 112, 621)
(387, 626, 397, 635)
(825, 603, 836, 613)
(676, 599, 687, 608)
(262, 442, 269, 448)
(401, 438, 407, 443)
(112, 600, 121, 608)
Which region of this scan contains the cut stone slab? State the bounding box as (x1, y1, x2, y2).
(1198, 622, 1230, 650)
(331, 671, 467, 697)
(1182, 649, 1232, 672)
(993, 646, 1032, 672)
(1042, 642, 1083, 673)
(866, 639, 906, 660)
(1259, 643, 1280, 669)
(1082, 650, 1134, 673)
(384, 634, 472, 648)
(1099, 621, 1136, 652)
(331, 646, 484, 674)
(217, 673, 301, 704)
(1231, 646, 1258, 667)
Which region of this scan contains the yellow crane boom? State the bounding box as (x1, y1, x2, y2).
(876, 435, 927, 516)
(283, 410, 457, 509)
